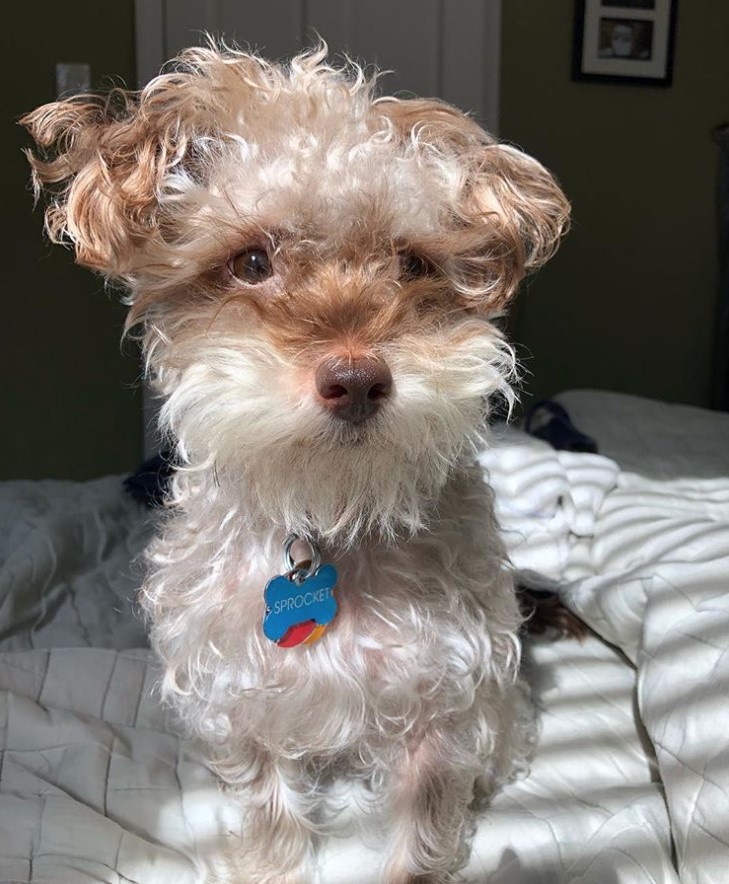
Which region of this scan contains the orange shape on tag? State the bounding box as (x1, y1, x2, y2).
(303, 624, 328, 645)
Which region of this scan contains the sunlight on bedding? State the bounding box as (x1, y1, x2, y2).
(0, 390, 727, 882)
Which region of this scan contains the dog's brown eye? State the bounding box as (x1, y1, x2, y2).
(398, 252, 434, 281)
(230, 248, 272, 284)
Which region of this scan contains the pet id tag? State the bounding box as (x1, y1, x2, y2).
(263, 534, 338, 648)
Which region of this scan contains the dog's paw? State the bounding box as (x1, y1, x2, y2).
(384, 859, 456, 884)
(258, 876, 308, 884)
(235, 869, 309, 884)
(385, 873, 451, 884)
(213, 846, 311, 884)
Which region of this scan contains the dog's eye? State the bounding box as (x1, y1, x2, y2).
(230, 248, 272, 284)
(398, 252, 434, 281)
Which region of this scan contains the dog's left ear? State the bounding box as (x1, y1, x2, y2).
(375, 98, 570, 309)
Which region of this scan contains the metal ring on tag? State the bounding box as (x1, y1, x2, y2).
(283, 534, 321, 578)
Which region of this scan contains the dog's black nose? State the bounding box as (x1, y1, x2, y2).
(315, 355, 393, 423)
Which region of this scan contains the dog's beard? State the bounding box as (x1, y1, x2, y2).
(156, 324, 514, 545)
(220, 412, 478, 543)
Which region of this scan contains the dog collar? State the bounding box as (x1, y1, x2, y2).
(262, 534, 338, 648)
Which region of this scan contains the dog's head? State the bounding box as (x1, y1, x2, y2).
(23, 44, 569, 543)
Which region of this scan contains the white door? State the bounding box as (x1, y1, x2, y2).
(136, 0, 502, 129)
(135, 0, 502, 456)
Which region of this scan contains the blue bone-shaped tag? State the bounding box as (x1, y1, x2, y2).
(263, 564, 338, 644)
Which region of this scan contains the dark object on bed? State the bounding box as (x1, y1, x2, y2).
(524, 400, 599, 453)
(518, 586, 588, 640)
(124, 449, 177, 507)
(713, 124, 729, 411)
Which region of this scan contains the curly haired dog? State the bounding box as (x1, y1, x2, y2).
(23, 44, 569, 883)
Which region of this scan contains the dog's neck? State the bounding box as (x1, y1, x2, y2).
(167, 452, 480, 563)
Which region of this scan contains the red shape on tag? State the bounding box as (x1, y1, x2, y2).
(277, 620, 316, 648)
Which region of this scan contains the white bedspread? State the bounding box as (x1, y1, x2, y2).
(0, 390, 727, 883)
(555, 391, 729, 884)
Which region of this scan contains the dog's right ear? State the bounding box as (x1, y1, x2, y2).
(21, 91, 174, 278)
(21, 46, 272, 281)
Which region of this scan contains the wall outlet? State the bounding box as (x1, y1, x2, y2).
(56, 63, 91, 98)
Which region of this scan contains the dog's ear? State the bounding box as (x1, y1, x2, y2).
(20, 47, 270, 280)
(375, 98, 570, 309)
(21, 90, 177, 278)
(462, 139, 571, 308)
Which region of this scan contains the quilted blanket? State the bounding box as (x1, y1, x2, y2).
(0, 390, 727, 883)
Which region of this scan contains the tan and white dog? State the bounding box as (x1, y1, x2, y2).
(23, 44, 569, 883)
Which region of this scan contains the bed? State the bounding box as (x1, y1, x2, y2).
(1, 389, 727, 884)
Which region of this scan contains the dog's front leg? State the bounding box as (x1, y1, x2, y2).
(229, 752, 318, 884)
(383, 728, 478, 884)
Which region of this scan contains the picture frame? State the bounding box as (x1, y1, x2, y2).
(572, 0, 678, 86)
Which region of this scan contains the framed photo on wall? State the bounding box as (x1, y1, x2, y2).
(573, 0, 678, 86)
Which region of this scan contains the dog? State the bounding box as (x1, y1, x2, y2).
(22, 43, 569, 883)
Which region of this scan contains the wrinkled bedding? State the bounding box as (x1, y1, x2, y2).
(0, 389, 727, 883)
(0, 477, 150, 652)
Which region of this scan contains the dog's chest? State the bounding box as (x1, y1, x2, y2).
(256, 542, 466, 650)
(244, 546, 492, 736)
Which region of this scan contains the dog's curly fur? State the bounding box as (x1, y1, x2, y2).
(23, 43, 569, 883)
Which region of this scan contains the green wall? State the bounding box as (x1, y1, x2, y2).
(502, 0, 729, 409)
(2, 1, 140, 481)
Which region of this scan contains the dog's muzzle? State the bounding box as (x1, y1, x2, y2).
(315, 355, 392, 423)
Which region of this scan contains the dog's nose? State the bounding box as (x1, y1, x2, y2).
(315, 355, 393, 423)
